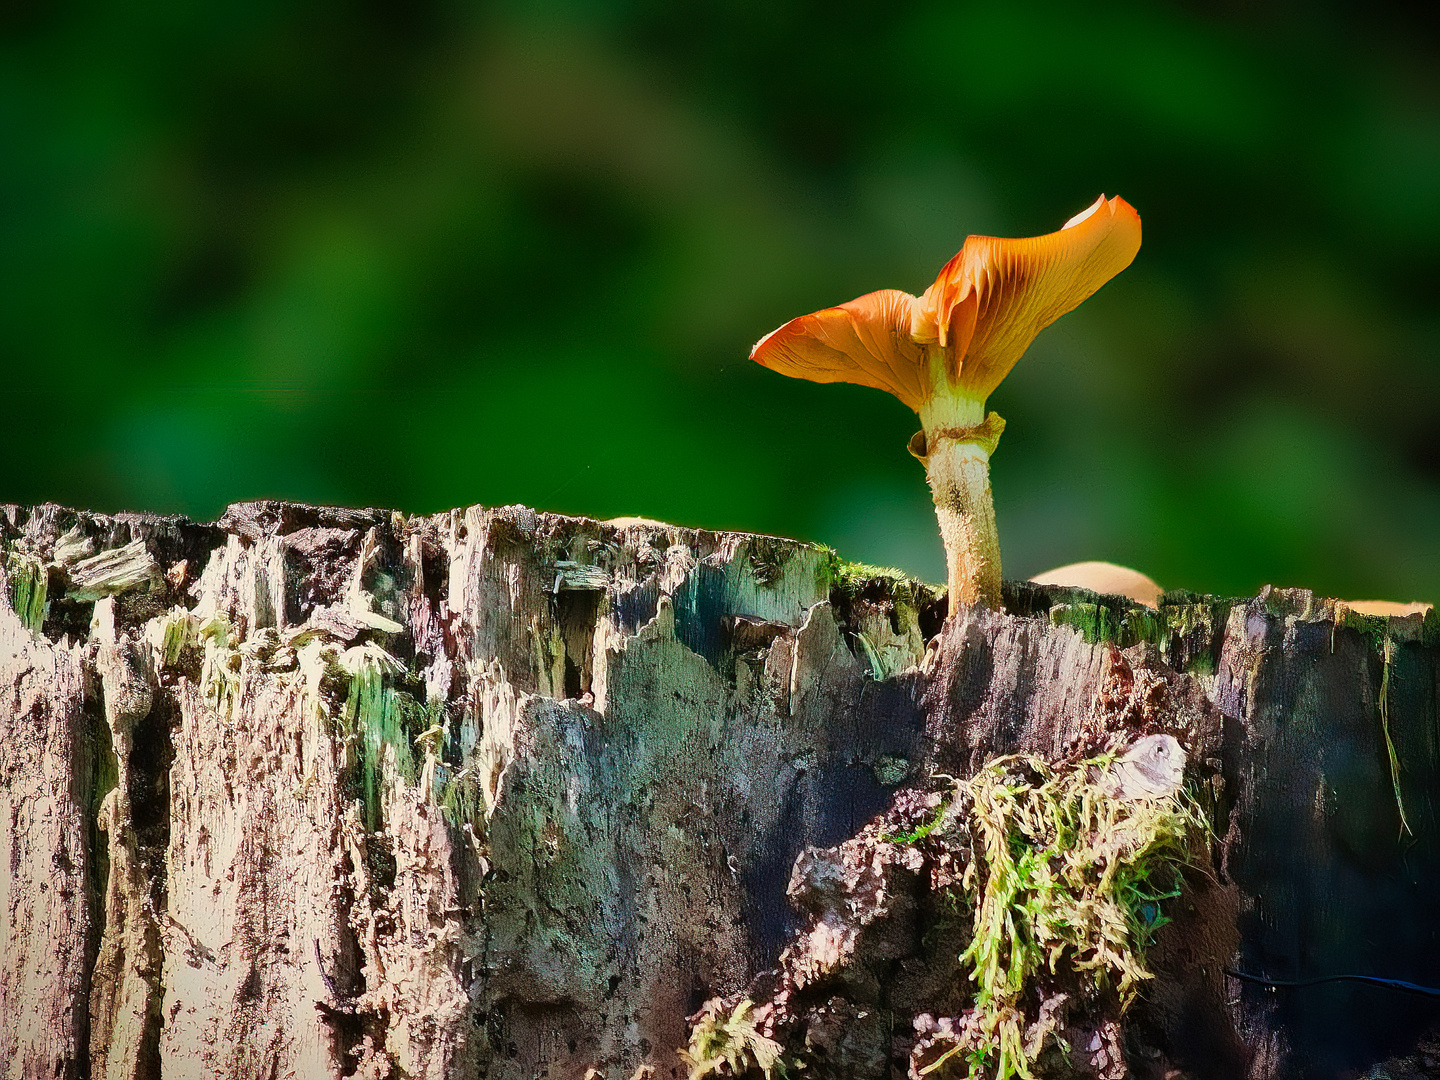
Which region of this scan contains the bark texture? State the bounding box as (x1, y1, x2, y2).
(0, 500, 1437, 1080)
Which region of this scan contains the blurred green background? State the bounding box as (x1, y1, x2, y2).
(3, 1, 1439, 600)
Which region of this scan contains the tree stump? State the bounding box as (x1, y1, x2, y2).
(1, 500, 1436, 1080)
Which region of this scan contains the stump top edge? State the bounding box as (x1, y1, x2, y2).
(2, 498, 1434, 636)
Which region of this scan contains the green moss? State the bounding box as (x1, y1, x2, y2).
(1153, 594, 1241, 673)
(341, 647, 443, 832)
(830, 556, 912, 596)
(884, 791, 952, 844)
(152, 608, 212, 675)
(158, 613, 190, 667)
(423, 719, 488, 835)
(1048, 600, 1163, 649)
(6, 551, 48, 635)
(928, 753, 1205, 1080)
(813, 547, 836, 597)
(1183, 651, 1216, 676)
(84, 703, 117, 952)
(821, 548, 933, 611)
(196, 615, 242, 716)
(681, 999, 787, 1080)
(438, 764, 486, 833)
(1156, 595, 1221, 636)
(871, 752, 912, 787)
(1260, 590, 1301, 619)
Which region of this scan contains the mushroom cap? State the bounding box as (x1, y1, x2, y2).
(1030, 560, 1163, 608)
(750, 195, 1142, 412)
(1337, 599, 1433, 618)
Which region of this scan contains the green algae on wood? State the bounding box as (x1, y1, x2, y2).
(1156, 592, 1240, 676)
(1047, 597, 1164, 649)
(4, 550, 48, 635)
(339, 644, 438, 833)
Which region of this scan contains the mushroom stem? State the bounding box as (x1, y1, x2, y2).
(912, 412, 1006, 613)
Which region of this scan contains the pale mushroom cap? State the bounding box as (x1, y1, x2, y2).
(1029, 560, 1163, 609)
(1337, 599, 1433, 618)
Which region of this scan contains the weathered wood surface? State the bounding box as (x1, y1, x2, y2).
(0, 500, 1437, 1080)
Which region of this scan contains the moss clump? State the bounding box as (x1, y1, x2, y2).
(821, 547, 914, 598)
(681, 999, 787, 1080)
(931, 753, 1204, 1080)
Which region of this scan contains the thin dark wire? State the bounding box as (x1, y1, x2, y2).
(1225, 969, 1440, 998)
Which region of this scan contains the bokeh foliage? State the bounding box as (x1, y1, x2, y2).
(3, 1, 1439, 600)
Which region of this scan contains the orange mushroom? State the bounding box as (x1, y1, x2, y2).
(751, 195, 1142, 613)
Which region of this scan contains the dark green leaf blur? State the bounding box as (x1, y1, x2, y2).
(3, 1, 1439, 600)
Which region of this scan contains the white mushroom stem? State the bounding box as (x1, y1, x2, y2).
(925, 439, 1001, 612)
(912, 408, 1007, 614)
